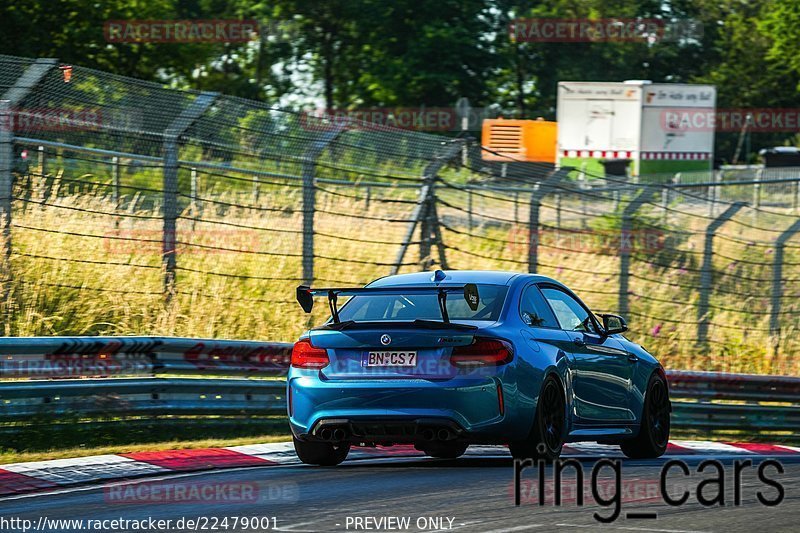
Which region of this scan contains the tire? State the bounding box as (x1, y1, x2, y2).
(293, 436, 350, 466)
(621, 373, 671, 459)
(421, 442, 468, 459)
(509, 375, 565, 461)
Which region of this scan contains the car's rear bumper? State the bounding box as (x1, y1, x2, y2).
(288, 374, 519, 443)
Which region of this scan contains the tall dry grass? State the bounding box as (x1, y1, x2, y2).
(5, 171, 798, 375)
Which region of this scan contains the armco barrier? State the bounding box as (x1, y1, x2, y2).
(0, 336, 292, 378)
(0, 337, 796, 441)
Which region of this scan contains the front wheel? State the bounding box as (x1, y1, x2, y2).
(620, 373, 671, 459)
(293, 436, 350, 466)
(509, 375, 565, 461)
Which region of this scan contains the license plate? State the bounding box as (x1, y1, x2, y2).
(363, 351, 418, 367)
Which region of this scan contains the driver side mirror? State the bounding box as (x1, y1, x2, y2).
(599, 313, 627, 335)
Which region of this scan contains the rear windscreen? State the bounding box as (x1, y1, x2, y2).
(336, 285, 508, 322)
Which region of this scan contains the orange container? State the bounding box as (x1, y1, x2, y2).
(481, 118, 557, 163)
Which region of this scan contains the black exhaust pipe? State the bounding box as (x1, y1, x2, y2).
(421, 428, 435, 441)
(319, 427, 333, 441)
(332, 428, 347, 441)
(437, 428, 451, 441)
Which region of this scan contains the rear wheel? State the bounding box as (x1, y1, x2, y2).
(509, 375, 565, 461)
(293, 436, 350, 466)
(420, 442, 468, 459)
(620, 373, 670, 459)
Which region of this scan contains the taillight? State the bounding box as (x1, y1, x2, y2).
(450, 338, 514, 366)
(291, 339, 329, 369)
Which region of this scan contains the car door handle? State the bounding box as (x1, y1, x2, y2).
(573, 337, 586, 346)
(627, 353, 639, 362)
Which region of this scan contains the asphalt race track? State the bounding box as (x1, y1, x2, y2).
(1, 450, 798, 533)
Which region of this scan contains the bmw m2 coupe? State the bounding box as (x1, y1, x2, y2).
(288, 270, 670, 465)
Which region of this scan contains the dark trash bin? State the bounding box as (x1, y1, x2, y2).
(601, 158, 631, 177)
(759, 147, 800, 168)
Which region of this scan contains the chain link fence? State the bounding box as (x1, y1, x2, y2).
(1, 55, 799, 375)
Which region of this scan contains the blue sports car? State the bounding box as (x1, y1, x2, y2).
(288, 270, 670, 465)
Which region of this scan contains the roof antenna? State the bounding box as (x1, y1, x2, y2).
(431, 269, 447, 283)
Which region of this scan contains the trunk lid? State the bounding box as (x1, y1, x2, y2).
(309, 324, 476, 380)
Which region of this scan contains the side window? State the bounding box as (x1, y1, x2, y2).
(519, 285, 559, 328)
(540, 287, 598, 333)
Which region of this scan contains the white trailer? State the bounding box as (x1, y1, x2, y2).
(557, 81, 716, 177)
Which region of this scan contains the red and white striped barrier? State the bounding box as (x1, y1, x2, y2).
(0, 440, 798, 498)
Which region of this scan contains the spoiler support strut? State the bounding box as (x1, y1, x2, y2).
(297, 282, 480, 325)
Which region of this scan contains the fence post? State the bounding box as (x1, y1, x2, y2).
(696, 202, 745, 348)
(37, 145, 46, 180)
(514, 191, 519, 223)
(252, 173, 260, 204)
(794, 179, 799, 212)
(392, 140, 463, 275)
(528, 168, 570, 273)
(111, 155, 120, 207)
(162, 92, 217, 300)
(753, 167, 762, 215)
(618, 189, 652, 318)
(555, 193, 562, 230)
(0, 101, 13, 318)
(769, 219, 800, 353)
(0, 58, 58, 330)
(467, 187, 473, 232)
(190, 168, 198, 231)
(301, 123, 348, 285)
(707, 176, 715, 217)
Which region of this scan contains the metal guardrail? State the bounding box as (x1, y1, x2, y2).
(0, 337, 797, 440)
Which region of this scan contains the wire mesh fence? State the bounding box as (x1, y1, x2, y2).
(1, 54, 799, 375)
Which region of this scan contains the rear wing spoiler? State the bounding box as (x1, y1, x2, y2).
(295, 284, 480, 324)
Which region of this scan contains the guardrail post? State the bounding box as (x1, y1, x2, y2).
(618, 189, 652, 318)
(162, 92, 217, 301)
(392, 140, 463, 274)
(769, 219, 800, 353)
(528, 168, 569, 273)
(696, 202, 745, 348)
(301, 123, 348, 285)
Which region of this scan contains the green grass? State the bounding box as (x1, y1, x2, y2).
(0, 418, 291, 464)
